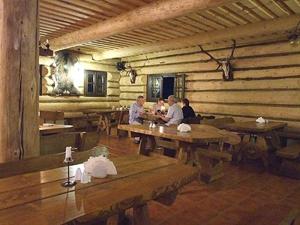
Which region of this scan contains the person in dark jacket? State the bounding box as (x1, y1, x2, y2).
(181, 98, 196, 121)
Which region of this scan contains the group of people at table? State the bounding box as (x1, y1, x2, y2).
(129, 94, 196, 127)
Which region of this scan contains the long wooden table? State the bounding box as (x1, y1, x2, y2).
(0, 155, 197, 225)
(118, 124, 229, 182)
(39, 124, 74, 135)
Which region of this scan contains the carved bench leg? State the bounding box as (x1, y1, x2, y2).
(133, 204, 150, 225)
(106, 210, 130, 225)
(199, 157, 224, 183)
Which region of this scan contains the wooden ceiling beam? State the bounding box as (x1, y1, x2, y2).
(93, 15, 300, 60)
(50, 0, 236, 50)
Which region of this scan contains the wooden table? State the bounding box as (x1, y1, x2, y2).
(0, 155, 197, 225)
(118, 124, 228, 182)
(223, 121, 287, 166)
(39, 124, 74, 135)
(83, 109, 129, 135)
(140, 113, 163, 123)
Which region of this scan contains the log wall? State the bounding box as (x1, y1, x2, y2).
(120, 40, 300, 127)
(39, 56, 120, 111)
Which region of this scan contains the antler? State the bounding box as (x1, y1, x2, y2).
(198, 45, 221, 65)
(229, 39, 236, 59)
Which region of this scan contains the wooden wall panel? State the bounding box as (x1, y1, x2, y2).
(121, 40, 300, 127)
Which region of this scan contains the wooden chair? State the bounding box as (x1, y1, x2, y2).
(40, 111, 64, 124)
(40, 132, 91, 155)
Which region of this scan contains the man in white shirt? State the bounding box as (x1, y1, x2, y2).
(129, 96, 145, 125)
(129, 96, 145, 143)
(160, 95, 183, 126)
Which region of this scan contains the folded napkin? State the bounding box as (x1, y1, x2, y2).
(256, 117, 266, 124)
(83, 155, 117, 179)
(177, 123, 192, 133)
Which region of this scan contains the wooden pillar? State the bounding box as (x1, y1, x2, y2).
(0, 0, 39, 162)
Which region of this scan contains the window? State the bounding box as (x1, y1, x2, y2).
(84, 70, 107, 96)
(147, 74, 185, 102)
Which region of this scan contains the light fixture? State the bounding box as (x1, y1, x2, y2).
(288, 20, 300, 46)
(39, 39, 54, 56)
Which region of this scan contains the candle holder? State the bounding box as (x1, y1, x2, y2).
(61, 157, 77, 187)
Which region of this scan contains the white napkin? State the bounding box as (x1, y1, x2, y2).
(83, 155, 117, 179)
(256, 117, 266, 124)
(177, 123, 192, 132)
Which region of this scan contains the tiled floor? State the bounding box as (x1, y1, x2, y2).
(99, 133, 300, 225)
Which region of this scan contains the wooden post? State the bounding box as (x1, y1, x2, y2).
(0, 0, 39, 162)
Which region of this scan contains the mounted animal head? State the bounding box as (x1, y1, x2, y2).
(127, 66, 137, 84)
(199, 40, 236, 81)
(116, 61, 137, 84)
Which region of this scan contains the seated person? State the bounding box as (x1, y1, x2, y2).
(160, 95, 183, 126)
(182, 98, 196, 121)
(151, 97, 165, 115)
(129, 95, 145, 125)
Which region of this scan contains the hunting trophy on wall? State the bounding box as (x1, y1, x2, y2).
(50, 51, 81, 95)
(116, 61, 137, 84)
(199, 40, 236, 81)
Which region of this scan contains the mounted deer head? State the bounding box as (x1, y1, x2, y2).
(127, 66, 137, 84)
(199, 40, 236, 81)
(116, 62, 137, 84)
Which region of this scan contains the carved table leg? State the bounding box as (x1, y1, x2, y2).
(133, 204, 150, 225)
(138, 135, 155, 156)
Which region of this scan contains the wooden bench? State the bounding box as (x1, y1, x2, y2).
(154, 124, 240, 183)
(276, 143, 300, 179)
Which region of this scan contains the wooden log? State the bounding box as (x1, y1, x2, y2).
(186, 90, 300, 106)
(120, 75, 147, 86)
(127, 42, 300, 68)
(136, 53, 300, 74)
(186, 67, 300, 81)
(107, 72, 120, 82)
(50, 0, 235, 50)
(39, 102, 120, 111)
(0, 0, 39, 162)
(107, 82, 120, 88)
(126, 40, 300, 63)
(194, 103, 300, 121)
(120, 86, 145, 92)
(94, 15, 300, 60)
(186, 78, 300, 91)
(39, 96, 119, 103)
(107, 88, 120, 96)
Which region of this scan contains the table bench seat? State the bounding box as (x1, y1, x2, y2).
(277, 144, 300, 159)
